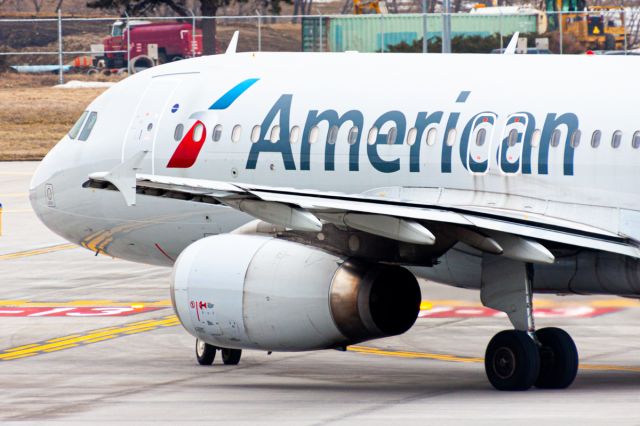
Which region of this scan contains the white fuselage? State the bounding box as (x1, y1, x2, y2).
(30, 52, 640, 283)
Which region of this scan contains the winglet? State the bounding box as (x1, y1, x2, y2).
(504, 32, 520, 55)
(226, 31, 239, 54)
(88, 150, 148, 207)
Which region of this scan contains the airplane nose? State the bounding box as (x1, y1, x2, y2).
(29, 139, 70, 229)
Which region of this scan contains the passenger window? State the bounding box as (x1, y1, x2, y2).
(387, 127, 397, 145)
(426, 128, 437, 146)
(327, 125, 339, 145)
(507, 129, 518, 147)
(406, 127, 417, 146)
(531, 129, 541, 147)
(290, 126, 300, 144)
(251, 125, 261, 143)
(193, 123, 205, 143)
(174, 124, 184, 141)
(550, 129, 561, 147)
(632, 131, 640, 149)
(212, 124, 222, 142)
(591, 130, 601, 148)
(78, 111, 98, 141)
(570, 129, 581, 148)
(309, 126, 319, 144)
(270, 125, 280, 143)
(475, 128, 486, 146)
(68, 111, 88, 139)
(612, 130, 622, 148)
(231, 125, 241, 143)
(348, 127, 359, 145)
(367, 127, 378, 145)
(446, 128, 456, 147)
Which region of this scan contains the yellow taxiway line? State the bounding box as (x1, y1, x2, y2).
(0, 193, 28, 198)
(1, 209, 33, 214)
(0, 315, 180, 361)
(0, 172, 33, 176)
(1, 313, 638, 374)
(347, 346, 640, 373)
(0, 243, 77, 261)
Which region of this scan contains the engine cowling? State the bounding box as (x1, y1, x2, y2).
(171, 234, 421, 351)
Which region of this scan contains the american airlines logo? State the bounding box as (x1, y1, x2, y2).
(168, 79, 580, 176)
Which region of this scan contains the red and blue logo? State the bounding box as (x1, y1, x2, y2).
(167, 78, 259, 168)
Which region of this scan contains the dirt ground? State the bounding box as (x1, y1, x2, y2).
(0, 17, 302, 161)
(0, 73, 108, 160)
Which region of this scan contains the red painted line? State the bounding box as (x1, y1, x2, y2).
(154, 243, 175, 262)
(0, 306, 161, 317)
(419, 306, 621, 319)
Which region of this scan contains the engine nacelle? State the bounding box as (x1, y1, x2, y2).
(171, 234, 421, 351)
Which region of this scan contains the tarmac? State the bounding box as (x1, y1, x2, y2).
(1, 161, 640, 425)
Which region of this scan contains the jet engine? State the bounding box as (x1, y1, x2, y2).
(171, 234, 421, 351)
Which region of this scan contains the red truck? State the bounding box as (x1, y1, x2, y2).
(97, 20, 203, 70)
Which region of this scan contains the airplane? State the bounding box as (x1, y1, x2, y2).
(29, 34, 640, 391)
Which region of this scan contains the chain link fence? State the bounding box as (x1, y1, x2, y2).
(1, 9, 639, 84)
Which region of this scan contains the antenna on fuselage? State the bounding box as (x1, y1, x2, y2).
(504, 32, 520, 55)
(226, 31, 239, 54)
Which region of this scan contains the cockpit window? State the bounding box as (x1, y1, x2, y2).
(78, 111, 98, 141)
(68, 111, 88, 139)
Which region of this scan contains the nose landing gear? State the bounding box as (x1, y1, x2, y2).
(481, 255, 579, 391)
(195, 338, 243, 366)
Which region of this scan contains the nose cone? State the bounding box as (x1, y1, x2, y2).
(31, 141, 62, 191)
(29, 138, 80, 241)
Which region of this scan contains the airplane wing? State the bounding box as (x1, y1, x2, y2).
(86, 167, 640, 264)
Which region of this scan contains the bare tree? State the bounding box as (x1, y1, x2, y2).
(31, 0, 44, 12)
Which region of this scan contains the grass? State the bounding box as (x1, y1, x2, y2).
(0, 73, 114, 160)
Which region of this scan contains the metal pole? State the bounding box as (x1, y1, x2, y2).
(624, 9, 628, 54)
(441, 0, 451, 53)
(257, 11, 262, 52)
(499, 11, 503, 50)
(559, 11, 563, 55)
(189, 9, 196, 57)
(422, 0, 427, 53)
(57, 9, 63, 84)
(380, 13, 385, 53)
(319, 14, 323, 52)
(125, 12, 131, 71)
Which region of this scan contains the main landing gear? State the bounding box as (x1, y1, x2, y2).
(195, 338, 242, 366)
(481, 256, 579, 391)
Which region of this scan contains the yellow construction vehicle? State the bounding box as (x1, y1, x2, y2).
(547, 0, 627, 50)
(353, 0, 386, 14)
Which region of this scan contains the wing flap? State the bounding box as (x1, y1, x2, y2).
(85, 172, 640, 260)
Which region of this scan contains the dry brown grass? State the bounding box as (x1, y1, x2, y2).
(0, 73, 109, 160)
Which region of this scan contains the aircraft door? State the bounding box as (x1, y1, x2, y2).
(463, 112, 497, 174)
(122, 76, 181, 173)
(498, 114, 531, 175)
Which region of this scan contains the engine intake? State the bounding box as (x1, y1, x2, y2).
(171, 234, 421, 351)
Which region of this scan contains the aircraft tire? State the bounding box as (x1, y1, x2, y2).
(196, 338, 216, 365)
(221, 348, 242, 365)
(535, 327, 578, 389)
(485, 330, 540, 391)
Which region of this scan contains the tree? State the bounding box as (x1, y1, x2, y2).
(88, 0, 291, 56)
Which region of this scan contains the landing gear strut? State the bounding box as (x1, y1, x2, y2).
(481, 255, 579, 391)
(195, 339, 242, 366)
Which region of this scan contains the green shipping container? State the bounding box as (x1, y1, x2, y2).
(301, 14, 540, 52)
